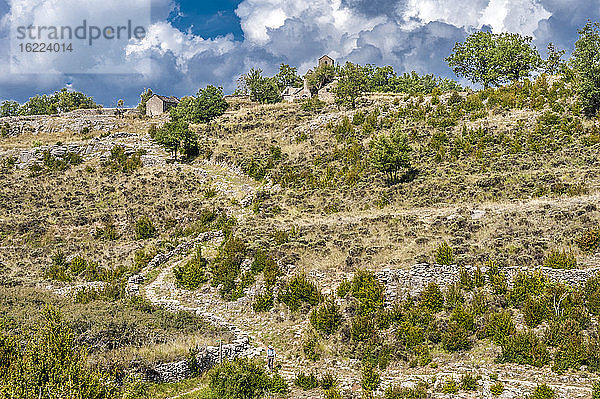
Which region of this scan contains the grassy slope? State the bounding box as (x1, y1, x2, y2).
(1, 79, 600, 397)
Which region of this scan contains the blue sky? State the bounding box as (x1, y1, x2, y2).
(1, 0, 599, 107)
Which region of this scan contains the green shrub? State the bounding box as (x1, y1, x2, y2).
(445, 282, 465, 309)
(295, 372, 319, 390)
(135, 216, 157, 240)
(442, 322, 472, 352)
(544, 248, 577, 269)
(584, 274, 600, 315)
(173, 246, 208, 290)
(361, 363, 380, 392)
(94, 221, 118, 241)
(499, 330, 550, 367)
(369, 128, 412, 184)
(486, 311, 516, 345)
(320, 373, 337, 390)
(435, 242, 454, 265)
(324, 388, 343, 399)
(490, 381, 504, 396)
(269, 373, 289, 394)
(103, 145, 145, 173)
(593, 382, 600, 399)
(302, 336, 320, 361)
(350, 270, 385, 315)
(487, 261, 508, 294)
(420, 282, 444, 312)
(210, 236, 248, 300)
(459, 266, 473, 289)
(528, 384, 555, 399)
(353, 111, 365, 125)
(395, 319, 426, 352)
(337, 280, 351, 298)
(331, 116, 354, 141)
(301, 97, 326, 112)
(260, 253, 282, 288)
(252, 291, 274, 312)
(552, 334, 587, 373)
(132, 247, 157, 273)
(460, 373, 478, 391)
(69, 255, 87, 276)
(473, 266, 485, 287)
(278, 273, 322, 312)
(351, 316, 376, 342)
(471, 290, 489, 315)
(509, 271, 547, 306)
(0, 306, 143, 398)
(310, 300, 342, 336)
(576, 229, 600, 253)
(209, 358, 286, 399)
(441, 377, 459, 394)
(523, 296, 548, 327)
(45, 250, 70, 282)
(384, 382, 428, 398)
(451, 306, 474, 331)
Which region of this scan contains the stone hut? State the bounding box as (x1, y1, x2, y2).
(319, 55, 334, 67)
(282, 55, 336, 102)
(282, 80, 312, 103)
(146, 95, 180, 117)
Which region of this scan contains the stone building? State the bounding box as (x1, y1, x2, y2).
(146, 95, 180, 117)
(282, 55, 335, 102)
(282, 79, 312, 102)
(319, 55, 334, 67)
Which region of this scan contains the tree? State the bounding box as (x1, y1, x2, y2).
(170, 85, 229, 124)
(54, 88, 97, 113)
(306, 63, 336, 94)
(446, 31, 541, 88)
(571, 21, 600, 117)
(242, 68, 281, 104)
(275, 64, 303, 90)
(544, 42, 566, 75)
(137, 88, 153, 114)
(495, 33, 542, 82)
(16, 89, 98, 116)
(335, 62, 368, 108)
(154, 119, 197, 160)
(369, 129, 411, 183)
(18, 94, 57, 115)
(0, 100, 20, 117)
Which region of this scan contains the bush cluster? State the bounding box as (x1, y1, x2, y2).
(102, 145, 145, 173)
(135, 216, 157, 240)
(45, 250, 128, 285)
(173, 246, 208, 290)
(577, 228, 600, 253)
(209, 358, 288, 398)
(278, 273, 322, 312)
(543, 248, 577, 269)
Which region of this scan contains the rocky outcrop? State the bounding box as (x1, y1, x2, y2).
(9, 132, 164, 168)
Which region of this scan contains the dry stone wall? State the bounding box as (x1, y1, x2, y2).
(377, 263, 600, 304)
(126, 230, 261, 383)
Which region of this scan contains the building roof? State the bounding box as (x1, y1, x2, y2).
(151, 94, 180, 104)
(282, 86, 304, 96)
(319, 55, 334, 62)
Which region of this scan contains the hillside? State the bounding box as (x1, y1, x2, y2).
(1, 76, 600, 399)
